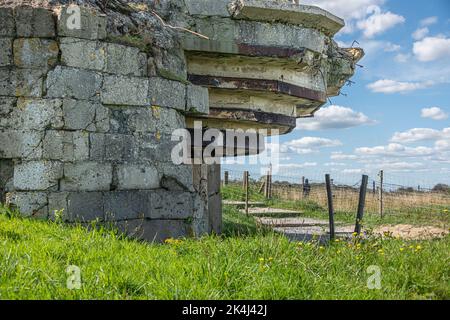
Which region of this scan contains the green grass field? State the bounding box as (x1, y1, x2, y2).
(221, 184, 450, 227)
(0, 204, 449, 300)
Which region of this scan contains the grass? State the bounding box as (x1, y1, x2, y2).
(221, 184, 450, 228)
(0, 204, 449, 300)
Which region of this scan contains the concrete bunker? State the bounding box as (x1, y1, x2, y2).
(0, 0, 363, 241)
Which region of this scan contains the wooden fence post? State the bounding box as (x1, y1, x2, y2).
(325, 174, 335, 241)
(244, 171, 249, 215)
(379, 170, 384, 219)
(301, 176, 305, 199)
(268, 170, 272, 199)
(223, 171, 229, 186)
(242, 171, 247, 190)
(355, 175, 369, 235)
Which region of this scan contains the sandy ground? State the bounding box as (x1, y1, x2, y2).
(373, 224, 449, 240)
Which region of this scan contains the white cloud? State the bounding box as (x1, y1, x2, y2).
(355, 143, 434, 157)
(421, 107, 449, 120)
(412, 27, 429, 40)
(367, 79, 434, 94)
(284, 137, 342, 154)
(435, 140, 450, 151)
(394, 53, 410, 63)
(384, 43, 401, 52)
(296, 105, 375, 131)
(342, 169, 363, 174)
(331, 152, 358, 160)
(413, 36, 450, 62)
(356, 6, 405, 38)
(277, 162, 318, 169)
(325, 162, 346, 167)
(420, 16, 438, 27)
(391, 128, 450, 143)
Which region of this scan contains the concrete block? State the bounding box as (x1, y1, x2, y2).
(13, 38, 59, 69)
(14, 161, 63, 191)
(67, 192, 104, 222)
(116, 164, 160, 190)
(104, 191, 149, 221)
(138, 133, 177, 163)
(148, 77, 186, 110)
(184, 0, 232, 17)
(106, 43, 147, 76)
(60, 38, 106, 71)
(57, 6, 107, 40)
(109, 106, 183, 135)
(62, 99, 110, 132)
(114, 219, 191, 242)
(5, 191, 48, 218)
(0, 68, 44, 97)
(61, 162, 112, 191)
(0, 130, 43, 159)
(0, 8, 15, 37)
(158, 162, 194, 192)
(48, 192, 69, 220)
(101, 75, 149, 106)
(14, 6, 55, 38)
(43, 130, 89, 161)
(0, 38, 13, 67)
(149, 190, 193, 219)
(0, 96, 16, 117)
(89, 133, 138, 162)
(46, 66, 102, 100)
(0, 98, 63, 130)
(186, 84, 209, 114)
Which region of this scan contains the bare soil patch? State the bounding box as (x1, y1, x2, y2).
(374, 224, 449, 240)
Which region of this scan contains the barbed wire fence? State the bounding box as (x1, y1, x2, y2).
(221, 167, 450, 220)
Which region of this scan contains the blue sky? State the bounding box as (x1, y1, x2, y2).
(223, 0, 450, 188)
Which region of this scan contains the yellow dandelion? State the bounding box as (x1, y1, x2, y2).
(400, 247, 405, 252)
(319, 246, 325, 251)
(259, 258, 265, 262)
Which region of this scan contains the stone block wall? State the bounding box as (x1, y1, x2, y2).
(0, 5, 211, 241)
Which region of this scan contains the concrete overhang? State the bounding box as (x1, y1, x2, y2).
(182, 0, 363, 138)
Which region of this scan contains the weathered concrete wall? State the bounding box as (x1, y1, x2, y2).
(0, 4, 210, 241)
(0, 1, 361, 242)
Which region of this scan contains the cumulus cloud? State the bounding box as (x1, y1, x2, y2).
(277, 162, 318, 169)
(356, 6, 405, 38)
(420, 16, 438, 27)
(412, 27, 429, 40)
(413, 36, 450, 62)
(435, 140, 450, 151)
(284, 137, 342, 154)
(394, 53, 411, 63)
(421, 107, 449, 120)
(296, 105, 375, 131)
(367, 79, 434, 94)
(342, 169, 363, 174)
(330, 152, 359, 160)
(391, 128, 450, 143)
(355, 143, 434, 157)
